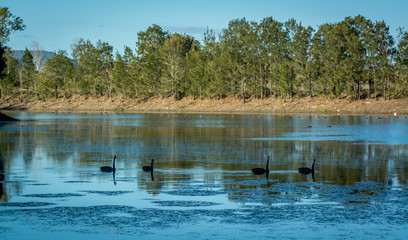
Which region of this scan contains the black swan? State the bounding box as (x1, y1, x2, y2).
(252, 156, 270, 174)
(298, 159, 315, 175)
(100, 155, 116, 173)
(142, 159, 154, 172)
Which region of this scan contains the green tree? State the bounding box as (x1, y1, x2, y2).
(395, 28, 408, 96)
(112, 52, 127, 98)
(136, 25, 168, 97)
(71, 39, 113, 97)
(312, 23, 348, 98)
(122, 46, 142, 98)
(285, 18, 314, 97)
(40, 50, 74, 99)
(374, 20, 395, 99)
(0, 7, 25, 101)
(220, 18, 254, 102)
(0, 47, 19, 99)
(199, 28, 224, 99)
(159, 33, 194, 99)
(342, 16, 366, 100)
(72, 38, 96, 95)
(113, 48, 139, 98)
(360, 18, 377, 99)
(276, 60, 295, 98)
(0, 7, 25, 44)
(258, 17, 289, 97)
(185, 41, 205, 99)
(20, 49, 35, 101)
(96, 40, 113, 98)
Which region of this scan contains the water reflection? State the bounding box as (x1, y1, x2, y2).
(0, 173, 5, 202)
(0, 113, 407, 206)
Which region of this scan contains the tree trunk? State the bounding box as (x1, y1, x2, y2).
(242, 76, 246, 103)
(19, 70, 22, 103)
(382, 77, 386, 100)
(358, 82, 361, 100)
(368, 78, 372, 99)
(259, 64, 263, 99)
(374, 80, 377, 100)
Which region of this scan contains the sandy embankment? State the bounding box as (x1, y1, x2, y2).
(1, 95, 407, 116)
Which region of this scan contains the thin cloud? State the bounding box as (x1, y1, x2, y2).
(18, 34, 35, 39)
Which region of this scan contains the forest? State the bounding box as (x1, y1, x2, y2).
(1, 12, 408, 103)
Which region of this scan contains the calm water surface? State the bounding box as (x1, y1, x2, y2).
(1, 112, 408, 239)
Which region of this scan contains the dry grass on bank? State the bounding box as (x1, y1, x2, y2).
(1, 95, 408, 116)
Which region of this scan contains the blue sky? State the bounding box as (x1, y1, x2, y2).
(4, 0, 408, 55)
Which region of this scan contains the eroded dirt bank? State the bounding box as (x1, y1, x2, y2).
(1, 96, 408, 115)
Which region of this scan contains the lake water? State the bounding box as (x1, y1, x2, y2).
(1, 112, 408, 239)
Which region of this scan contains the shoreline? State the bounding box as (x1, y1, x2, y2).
(1, 96, 408, 116)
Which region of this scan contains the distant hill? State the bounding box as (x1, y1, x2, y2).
(13, 50, 54, 71)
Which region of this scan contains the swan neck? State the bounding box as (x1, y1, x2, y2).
(266, 158, 269, 171)
(311, 161, 315, 172)
(112, 157, 116, 170)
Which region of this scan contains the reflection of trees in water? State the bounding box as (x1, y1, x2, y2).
(137, 171, 163, 195)
(1, 114, 407, 199)
(0, 122, 24, 202)
(0, 125, 6, 202)
(0, 173, 5, 202)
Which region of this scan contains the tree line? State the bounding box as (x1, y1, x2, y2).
(1, 13, 408, 103)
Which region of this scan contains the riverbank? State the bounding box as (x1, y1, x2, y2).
(1, 95, 408, 116)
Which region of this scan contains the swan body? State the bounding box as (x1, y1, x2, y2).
(298, 159, 315, 175)
(100, 155, 116, 173)
(142, 159, 154, 172)
(252, 156, 270, 174)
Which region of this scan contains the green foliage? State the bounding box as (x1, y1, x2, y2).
(185, 41, 205, 99)
(136, 24, 168, 98)
(1, 47, 18, 95)
(395, 28, 408, 95)
(71, 39, 113, 97)
(0, 7, 25, 100)
(159, 33, 194, 99)
(19, 49, 35, 100)
(40, 50, 74, 99)
(0, 7, 26, 45)
(1, 15, 408, 101)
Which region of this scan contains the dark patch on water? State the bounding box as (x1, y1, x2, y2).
(80, 190, 133, 196)
(64, 180, 91, 184)
(152, 200, 221, 207)
(0, 205, 212, 231)
(0, 202, 55, 207)
(0, 180, 21, 184)
(22, 193, 85, 198)
(223, 182, 408, 208)
(1, 201, 408, 237)
(164, 189, 224, 197)
(232, 179, 272, 186)
(0, 226, 10, 234)
(347, 200, 370, 204)
(348, 189, 379, 196)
